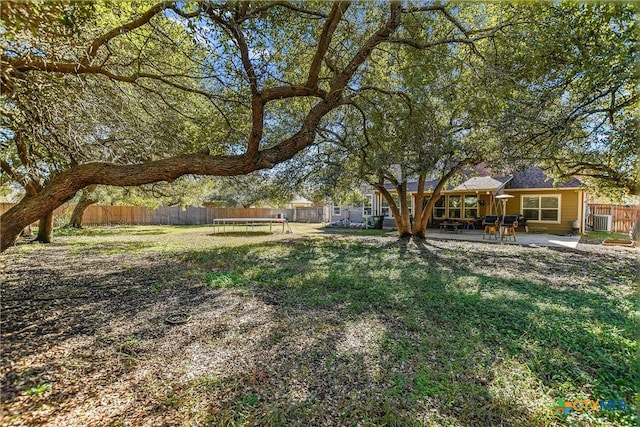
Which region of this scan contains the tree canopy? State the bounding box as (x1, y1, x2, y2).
(0, 1, 637, 250)
(292, 2, 637, 237)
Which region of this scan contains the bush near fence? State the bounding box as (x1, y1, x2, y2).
(0, 203, 328, 226)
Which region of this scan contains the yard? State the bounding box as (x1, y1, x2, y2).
(0, 224, 637, 426)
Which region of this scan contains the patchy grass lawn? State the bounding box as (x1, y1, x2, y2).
(1, 225, 637, 426)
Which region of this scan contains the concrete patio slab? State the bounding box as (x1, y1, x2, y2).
(426, 229, 581, 249)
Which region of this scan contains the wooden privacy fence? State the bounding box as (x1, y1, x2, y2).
(0, 203, 298, 226)
(587, 203, 638, 233)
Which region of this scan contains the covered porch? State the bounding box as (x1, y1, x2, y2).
(428, 176, 511, 228)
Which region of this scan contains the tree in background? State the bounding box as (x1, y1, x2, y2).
(67, 185, 97, 229)
(483, 3, 638, 196)
(66, 176, 218, 228)
(207, 171, 296, 208)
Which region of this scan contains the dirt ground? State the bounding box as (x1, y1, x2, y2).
(0, 225, 636, 426)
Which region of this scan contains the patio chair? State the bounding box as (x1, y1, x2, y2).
(482, 215, 499, 240)
(501, 215, 519, 241)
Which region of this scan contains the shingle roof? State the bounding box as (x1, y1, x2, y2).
(453, 176, 511, 192)
(407, 179, 445, 192)
(506, 167, 582, 189)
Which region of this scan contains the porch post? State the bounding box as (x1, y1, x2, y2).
(578, 190, 584, 233)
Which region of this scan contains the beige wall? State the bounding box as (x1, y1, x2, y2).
(504, 189, 582, 232)
(478, 194, 493, 217)
(374, 188, 584, 232)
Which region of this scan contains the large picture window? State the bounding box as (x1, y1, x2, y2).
(381, 194, 411, 218)
(433, 196, 446, 218)
(464, 195, 478, 219)
(448, 195, 462, 219)
(522, 195, 560, 222)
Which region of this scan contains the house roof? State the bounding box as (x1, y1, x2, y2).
(378, 167, 582, 195)
(506, 167, 583, 189)
(290, 196, 312, 204)
(405, 179, 443, 192)
(452, 176, 512, 192)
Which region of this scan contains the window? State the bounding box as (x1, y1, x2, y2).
(448, 195, 462, 219)
(522, 195, 560, 222)
(363, 195, 373, 216)
(464, 195, 478, 219)
(333, 205, 341, 216)
(433, 196, 446, 218)
(381, 197, 390, 217)
(381, 194, 412, 218)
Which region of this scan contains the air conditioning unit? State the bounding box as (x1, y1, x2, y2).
(593, 214, 612, 232)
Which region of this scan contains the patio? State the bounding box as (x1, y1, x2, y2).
(426, 228, 581, 249)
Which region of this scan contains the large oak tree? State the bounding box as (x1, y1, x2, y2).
(1, 1, 636, 250)
(295, 2, 638, 238)
(1, 1, 520, 251)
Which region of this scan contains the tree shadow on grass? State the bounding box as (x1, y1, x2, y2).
(185, 238, 637, 425)
(1, 236, 636, 426)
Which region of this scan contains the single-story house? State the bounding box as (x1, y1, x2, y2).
(329, 184, 375, 224)
(286, 196, 314, 209)
(371, 167, 586, 233)
(329, 199, 372, 224)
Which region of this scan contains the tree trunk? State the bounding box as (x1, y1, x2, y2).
(36, 211, 54, 243)
(377, 182, 412, 238)
(412, 174, 429, 239)
(411, 164, 469, 240)
(398, 181, 412, 237)
(415, 180, 446, 240)
(69, 185, 97, 229)
(375, 165, 470, 240)
(413, 189, 438, 240)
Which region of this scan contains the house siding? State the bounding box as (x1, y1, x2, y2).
(478, 194, 494, 217)
(374, 189, 582, 233)
(505, 189, 581, 232)
(330, 208, 365, 223)
(371, 166, 585, 232)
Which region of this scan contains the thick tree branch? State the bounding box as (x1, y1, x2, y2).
(238, 2, 329, 22)
(204, 8, 264, 159)
(1, 2, 407, 252)
(2, 2, 175, 94)
(261, 86, 327, 102)
(330, 2, 402, 92)
(84, 2, 177, 66)
(306, 1, 351, 88)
